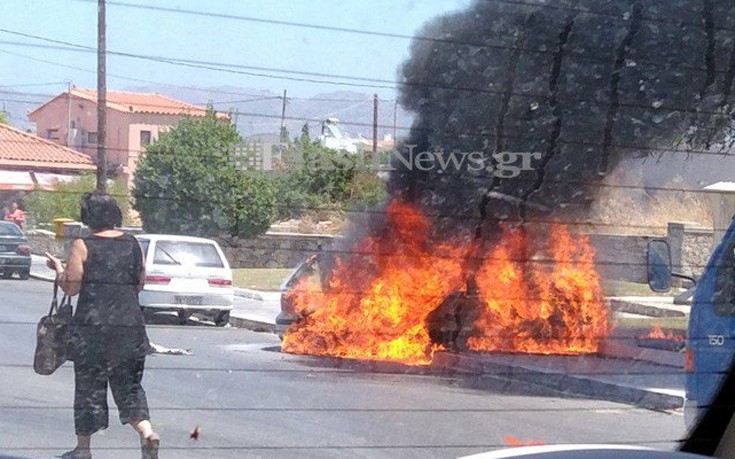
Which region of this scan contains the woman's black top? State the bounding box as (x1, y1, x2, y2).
(71, 233, 149, 362)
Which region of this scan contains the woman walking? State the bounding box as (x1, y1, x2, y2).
(46, 192, 159, 459)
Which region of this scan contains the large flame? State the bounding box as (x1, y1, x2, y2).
(282, 200, 469, 365)
(467, 225, 608, 354)
(282, 200, 608, 364)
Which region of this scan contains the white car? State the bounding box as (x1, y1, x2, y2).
(135, 234, 234, 326)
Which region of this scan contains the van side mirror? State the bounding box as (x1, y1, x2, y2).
(647, 239, 673, 293)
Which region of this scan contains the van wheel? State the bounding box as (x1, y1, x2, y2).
(1, 271, 12, 279)
(178, 310, 192, 325)
(18, 270, 30, 280)
(214, 310, 230, 327)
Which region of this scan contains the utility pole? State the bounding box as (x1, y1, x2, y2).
(372, 93, 378, 160)
(393, 101, 397, 147)
(66, 80, 72, 147)
(280, 89, 287, 142)
(96, 0, 107, 193)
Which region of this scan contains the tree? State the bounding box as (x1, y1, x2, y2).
(0, 111, 9, 125)
(133, 112, 278, 237)
(23, 174, 129, 226)
(394, 0, 735, 227)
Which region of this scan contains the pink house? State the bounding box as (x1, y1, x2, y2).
(28, 88, 228, 186)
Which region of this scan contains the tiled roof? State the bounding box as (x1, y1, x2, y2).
(29, 89, 227, 118)
(0, 123, 96, 171)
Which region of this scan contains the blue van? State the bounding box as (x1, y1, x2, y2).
(648, 221, 735, 428)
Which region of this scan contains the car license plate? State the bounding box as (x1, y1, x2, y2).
(174, 295, 203, 305)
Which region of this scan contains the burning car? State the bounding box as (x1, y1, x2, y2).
(277, 200, 609, 365)
(275, 254, 323, 340)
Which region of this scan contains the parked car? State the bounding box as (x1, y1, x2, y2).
(0, 221, 31, 280)
(276, 254, 322, 339)
(135, 234, 234, 326)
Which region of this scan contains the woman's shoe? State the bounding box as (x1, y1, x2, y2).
(60, 448, 92, 459)
(141, 433, 160, 459)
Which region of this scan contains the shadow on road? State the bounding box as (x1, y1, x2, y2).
(143, 311, 217, 327)
(273, 346, 586, 401)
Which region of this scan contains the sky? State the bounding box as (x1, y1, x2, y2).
(0, 0, 472, 103)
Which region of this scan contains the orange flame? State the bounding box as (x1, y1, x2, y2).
(504, 434, 547, 447)
(282, 200, 468, 365)
(282, 200, 609, 364)
(644, 323, 685, 342)
(468, 225, 608, 354)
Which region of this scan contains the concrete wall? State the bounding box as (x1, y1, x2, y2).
(28, 224, 714, 282)
(586, 233, 661, 283)
(588, 223, 713, 283)
(215, 233, 335, 269)
(217, 227, 714, 281)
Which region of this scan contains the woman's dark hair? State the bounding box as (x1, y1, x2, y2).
(80, 192, 122, 230)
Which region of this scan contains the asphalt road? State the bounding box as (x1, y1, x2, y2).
(0, 279, 687, 459)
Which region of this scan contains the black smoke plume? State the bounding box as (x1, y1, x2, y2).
(391, 0, 735, 237)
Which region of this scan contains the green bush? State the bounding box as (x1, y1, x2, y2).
(133, 111, 278, 238)
(348, 172, 387, 209)
(272, 135, 387, 219)
(24, 174, 129, 226)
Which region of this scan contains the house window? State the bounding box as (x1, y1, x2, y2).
(88, 132, 98, 144)
(140, 130, 152, 146)
(46, 129, 59, 140)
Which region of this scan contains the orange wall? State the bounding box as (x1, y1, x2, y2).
(29, 96, 185, 184)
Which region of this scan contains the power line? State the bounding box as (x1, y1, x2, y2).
(0, 33, 399, 90)
(5, 100, 735, 162)
(0, 184, 721, 240)
(85, 0, 735, 70)
(0, 362, 703, 377)
(0, 439, 684, 452)
(0, 81, 67, 88)
(3, 29, 735, 116)
(0, 405, 684, 413)
(0, 49, 310, 102)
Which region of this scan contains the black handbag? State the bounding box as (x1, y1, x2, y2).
(33, 281, 73, 375)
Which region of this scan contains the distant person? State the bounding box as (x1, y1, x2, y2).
(45, 192, 159, 459)
(4, 202, 25, 229)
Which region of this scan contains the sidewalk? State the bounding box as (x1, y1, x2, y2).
(228, 290, 685, 411)
(607, 296, 690, 318)
(433, 351, 684, 411)
(230, 289, 281, 333)
(29, 254, 56, 282)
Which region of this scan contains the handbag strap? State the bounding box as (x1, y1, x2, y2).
(48, 280, 59, 316)
(48, 279, 74, 316)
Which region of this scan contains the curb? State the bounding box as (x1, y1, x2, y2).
(600, 340, 684, 368)
(607, 298, 686, 318)
(431, 351, 684, 411)
(234, 288, 264, 301)
(228, 314, 275, 333)
(29, 272, 55, 282)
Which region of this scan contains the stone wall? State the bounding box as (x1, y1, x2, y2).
(670, 222, 713, 278)
(27, 223, 713, 282)
(221, 228, 713, 281)
(26, 229, 64, 256)
(586, 233, 660, 283)
(216, 232, 336, 269)
(587, 223, 713, 284)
